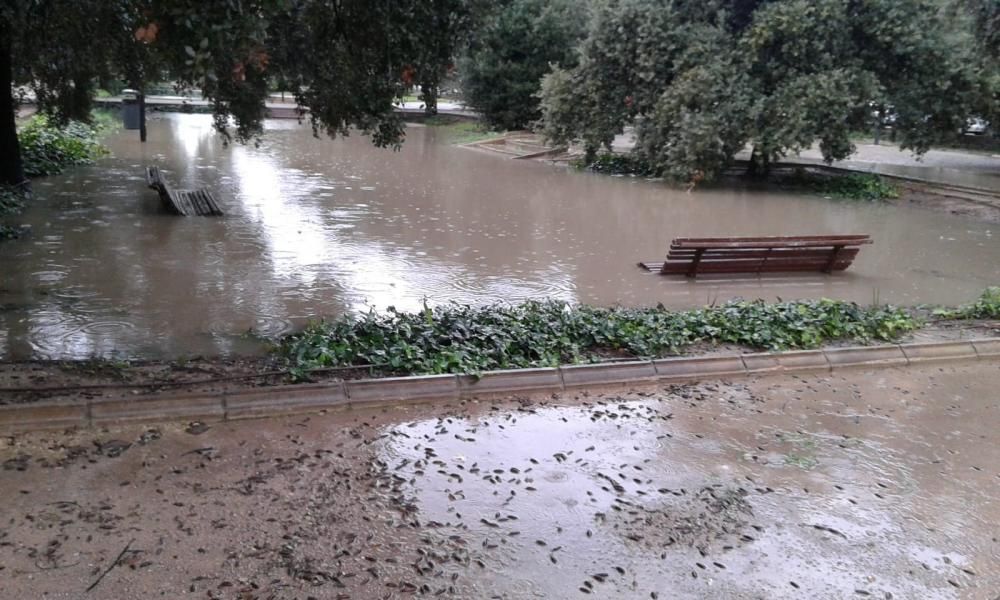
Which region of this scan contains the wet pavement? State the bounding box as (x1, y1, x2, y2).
(613, 129, 1000, 190)
(795, 144, 1000, 191)
(1, 114, 999, 360)
(1, 361, 998, 599)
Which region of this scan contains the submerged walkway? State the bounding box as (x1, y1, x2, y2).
(2, 361, 997, 598)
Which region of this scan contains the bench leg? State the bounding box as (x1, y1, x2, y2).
(822, 245, 844, 273)
(686, 249, 704, 278)
(757, 247, 773, 275)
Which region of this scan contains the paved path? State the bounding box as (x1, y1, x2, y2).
(613, 129, 1000, 190)
(2, 361, 998, 598)
(788, 143, 1000, 191)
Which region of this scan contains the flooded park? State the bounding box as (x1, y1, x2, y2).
(3, 2, 999, 599)
(1, 113, 999, 360)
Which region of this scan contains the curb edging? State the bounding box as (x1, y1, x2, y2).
(2, 338, 998, 434)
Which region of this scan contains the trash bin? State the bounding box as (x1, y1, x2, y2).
(122, 89, 140, 130)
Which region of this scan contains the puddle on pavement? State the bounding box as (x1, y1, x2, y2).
(370, 371, 998, 598)
(2, 113, 999, 359)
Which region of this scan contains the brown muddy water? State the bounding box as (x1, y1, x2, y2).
(1, 113, 998, 360)
(1, 363, 997, 598)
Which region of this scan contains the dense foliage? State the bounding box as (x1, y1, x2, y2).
(1, 0, 480, 186)
(783, 172, 900, 201)
(0, 185, 26, 239)
(18, 116, 108, 177)
(460, 0, 587, 130)
(935, 287, 1000, 319)
(540, 0, 993, 182)
(278, 298, 919, 377)
(816, 174, 899, 201)
(574, 153, 657, 177)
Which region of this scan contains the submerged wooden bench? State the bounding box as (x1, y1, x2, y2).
(145, 166, 223, 216)
(639, 235, 872, 278)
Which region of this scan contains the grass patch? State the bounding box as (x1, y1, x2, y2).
(19, 115, 109, 177)
(277, 298, 920, 379)
(424, 118, 501, 144)
(933, 287, 1000, 319)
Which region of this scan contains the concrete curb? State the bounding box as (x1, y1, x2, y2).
(226, 382, 348, 420)
(899, 341, 978, 364)
(742, 350, 831, 374)
(823, 345, 909, 369)
(458, 368, 563, 397)
(653, 356, 746, 380)
(2, 338, 998, 434)
(561, 361, 658, 388)
(971, 338, 1000, 358)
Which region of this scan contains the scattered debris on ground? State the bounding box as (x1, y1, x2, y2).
(1, 363, 997, 598)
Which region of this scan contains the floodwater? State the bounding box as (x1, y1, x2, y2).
(1, 113, 998, 360)
(1, 363, 997, 598)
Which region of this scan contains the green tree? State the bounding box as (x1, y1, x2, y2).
(961, 0, 999, 124)
(409, 0, 489, 114)
(0, 0, 475, 187)
(460, 0, 587, 130)
(541, 0, 989, 182)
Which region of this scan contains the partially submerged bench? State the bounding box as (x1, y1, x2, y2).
(639, 235, 872, 277)
(145, 166, 223, 216)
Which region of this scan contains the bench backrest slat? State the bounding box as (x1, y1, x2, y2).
(672, 236, 870, 250)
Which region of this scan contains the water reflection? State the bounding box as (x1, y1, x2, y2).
(0, 113, 998, 359)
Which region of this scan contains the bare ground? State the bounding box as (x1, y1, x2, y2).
(1, 361, 999, 599)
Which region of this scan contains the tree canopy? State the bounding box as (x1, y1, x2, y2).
(459, 0, 587, 131)
(1, 0, 476, 186)
(540, 0, 994, 181)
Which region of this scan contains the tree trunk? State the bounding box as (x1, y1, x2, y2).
(873, 105, 883, 145)
(0, 30, 26, 188)
(420, 82, 438, 115)
(138, 90, 146, 143)
(747, 145, 770, 179)
(68, 75, 94, 123)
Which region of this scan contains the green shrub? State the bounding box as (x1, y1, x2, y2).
(779, 171, 899, 201)
(574, 153, 657, 176)
(89, 109, 121, 135)
(934, 287, 1000, 319)
(809, 173, 899, 201)
(18, 115, 108, 177)
(825, 173, 899, 200)
(277, 298, 918, 378)
(0, 185, 27, 240)
(0, 185, 24, 216)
